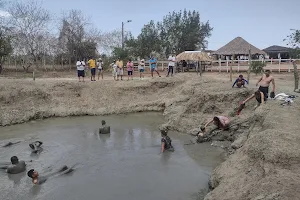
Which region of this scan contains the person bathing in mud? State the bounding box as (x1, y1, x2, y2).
(27, 165, 75, 185)
(0, 156, 26, 174)
(29, 141, 43, 154)
(241, 90, 265, 109)
(256, 69, 275, 99)
(99, 120, 110, 134)
(160, 130, 174, 153)
(2, 141, 21, 147)
(232, 74, 248, 88)
(198, 116, 230, 137)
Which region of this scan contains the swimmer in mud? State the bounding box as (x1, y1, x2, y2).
(27, 165, 75, 185)
(241, 90, 265, 109)
(99, 120, 110, 134)
(29, 141, 43, 154)
(2, 141, 21, 147)
(256, 69, 275, 100)
(1, 156, 27, 174)
(160, 130, 174, 153)
(232, 74, 248, 88)
(198, 116, 230, 137)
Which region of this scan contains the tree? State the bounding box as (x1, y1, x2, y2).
(250, 61, 266, 75)
(7, 0, 51, 72)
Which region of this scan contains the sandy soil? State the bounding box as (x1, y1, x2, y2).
(0, 72, 299, 199)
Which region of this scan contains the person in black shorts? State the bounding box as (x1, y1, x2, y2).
(160, 130, 174, 153)
(241, 90, 265, 109)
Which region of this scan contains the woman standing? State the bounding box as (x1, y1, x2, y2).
(127, 59, 134, 81)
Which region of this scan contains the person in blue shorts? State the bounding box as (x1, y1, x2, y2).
(149, 55, 161, 78)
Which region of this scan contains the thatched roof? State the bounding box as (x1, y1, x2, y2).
(176, 51, 212, 61)
(214, 37, 266, 55)
(263, 45, 292, 53)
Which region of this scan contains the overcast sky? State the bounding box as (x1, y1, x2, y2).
(3, 0, 300, 50)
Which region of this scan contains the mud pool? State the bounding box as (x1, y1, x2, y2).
(0, 112, 224, 200)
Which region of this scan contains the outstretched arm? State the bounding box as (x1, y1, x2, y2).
(232, 79, 238, 87)
(161, 142, 165, 153)
(242, 94, 255, 104)
(204, 119, 214, 129)
(244, 79, 249, 84)
(256, 76, 263, 86)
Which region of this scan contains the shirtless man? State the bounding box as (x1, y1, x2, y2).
(198, 116, 230, 137)
(27, 165, 75, 185)
(256, 70, 275, 100)
(1, 156, 26, 174)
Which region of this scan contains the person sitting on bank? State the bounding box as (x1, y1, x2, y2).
(241, 90, 265, 109)
(29, 141, 43, 154)
(232, 74, 248, 88)
(198, 116, 230, 137)
(99, 120, 110, 134)
(5, 156, 26, 174)
(160, 130, 174, 153)
(27, 165, 74, 185)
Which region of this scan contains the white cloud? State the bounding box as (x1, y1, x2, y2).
(0, 10, 10, 17)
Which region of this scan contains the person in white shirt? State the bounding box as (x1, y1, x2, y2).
(76, 59, 86, 82)
(138, 59, 145, 80)
(167, 54, 176, 77)
(111, 60, 117, 81)
(97, 59, 104, 80)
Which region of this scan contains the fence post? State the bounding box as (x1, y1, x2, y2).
(278, 58, 281, 73)
(226, 60, 229, 73)
(238, 59, 240, 72)
(288, 59, 291, 73)
(271, 58, 273, 65)
(218, 58, 221, 73)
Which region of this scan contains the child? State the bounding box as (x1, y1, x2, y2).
(97, 59, 104, 80)
(160, 130, 174, 153)
(127, 59, 134, 81)
(138, 59, 145, 80)
(232, 74, 248, 88)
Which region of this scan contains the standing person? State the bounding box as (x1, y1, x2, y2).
(111, 60, 117, 81)
(97, 59, 104, 80)
(232, 74, 248, 88)
(256, 70, 275, 100)
(127, 59, 134, 81)
(116, 58, 124, 81)
(138, 59, 145, 80)
(167, 54, 176, 77)
(88, 57, 96, 81)
(76, 59, 85, 82)
(149, 55, 161, 78)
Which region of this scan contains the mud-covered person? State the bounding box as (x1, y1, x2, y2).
(241, 90, 265, 109)
(99, 120, 110, 134)
(29, 141, 43, 154)
(232, 74, 248, 88)
(198, 116, 230, 137)
(1, 156, 26, 174)
(256, 69, 275, 99)
(160, 130, 174, 153)
(27, 165, 74, 185)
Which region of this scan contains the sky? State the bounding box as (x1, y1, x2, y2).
(4, 0, 300, 50)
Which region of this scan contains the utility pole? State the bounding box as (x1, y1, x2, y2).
(121, 20, 132, 50)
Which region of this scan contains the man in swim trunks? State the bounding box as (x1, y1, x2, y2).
(149, 55, 161, 78)
(6, 156, 26, 174)
(27, 165, 74, 185)
(29, 141, 43, 154)
(256, 70, 275, 100)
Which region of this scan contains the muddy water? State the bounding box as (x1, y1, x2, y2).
(0, 113, 224, 200)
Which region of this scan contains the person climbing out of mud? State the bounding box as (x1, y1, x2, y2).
(0, 156, 26, 174)
(198, 116, 230, 137)
(232, 74, 248, 88)
(241, 90, 265, 109)
(160, 130, 174, 153)
(27, 165, 75, 185)
(256, 69, 275, 99)
(29, 141, 43, 154)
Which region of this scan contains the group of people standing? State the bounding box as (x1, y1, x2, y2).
(76, 54, 177, 82)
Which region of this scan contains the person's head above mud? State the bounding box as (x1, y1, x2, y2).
(160, 129, 174, 153)
(101, 120, 106, 126)
(161, 129, 168, 137)
(6, 156, 26, 174)
(29, 141, 43, 154)
(99, 120, 110, 134)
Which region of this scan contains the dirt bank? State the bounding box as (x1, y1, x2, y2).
(1, 73, 299, 199)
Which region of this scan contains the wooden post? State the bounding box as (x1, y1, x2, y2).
(218, 58, 221, 73)
(292, 60, 299, 92)
(199, 61, 202, 76)
(230, 55, 234, 82)
(196, 61, 199, 75)
(237, 58, 240, 72)
(226, 59, 229, 73)
(278, 58, 281, 73)
(247, 49, 251, 84)
(33, 71, 35, 81)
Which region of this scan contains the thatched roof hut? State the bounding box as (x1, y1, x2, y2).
(263, 45, 292, 59)
(214, 37, 266, 56)
(176, 51, 212, 62)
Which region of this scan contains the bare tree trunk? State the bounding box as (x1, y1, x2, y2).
(292, 61, 299, 92)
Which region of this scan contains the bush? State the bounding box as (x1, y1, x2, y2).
(250, 61, 266, 75)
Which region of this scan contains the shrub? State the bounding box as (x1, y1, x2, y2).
(250, 61, 266, 75)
